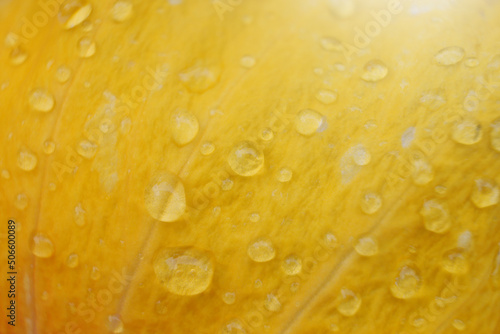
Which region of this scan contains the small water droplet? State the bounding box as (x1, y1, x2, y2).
(17, 149, 38, 171)
(260, 128, 274, 141)
(170, 110, 199, 146)
(220, 319, 246, 334)
(452, 119, 482, 145)
(179, 64, 219, 93)
(222, 292, 236, 305)
(29, 88, 55, 112)
(249, 212, 260, 223)
(351, 145, 371, 166)
(66, 253, 79, 268)
(90, 266, 101, 280)
(247, 237, 275, 262)
(76, 139, 97, 159)
(323, 232, 338, 249)
(10, 46, 28, 65)
(361, 60, 388, 82)
(471, 179, 499, 208)
(77, 37, 96, 58)
(276, 168, 292, 183)
(48, 183, 56, 191)
(452, 319, 466, 331)
(264, 294, 281, 312)
(153, 247, 214, 296)
(315, 89, 337, 105)
(145, 173, 186, 222)
(1, 170, 10, 179)
(420, 200, 451, 233)
(441, 248, 468, 274)
(254, 279, 263, 288)
(360, 192, 382, 214)
(42, 140, 55, 155)
(55, 65, 72, 83)
(221, 179, 234, 191)
(111, 1, 133, 22)
(228, 141, 264, 177)
(14, 193, 28, 210)
(336, 288, 361, 316)
(390, 265, 422, 299)
(99, 118, 114, 133)
(434, 46, 465, 66)
(411, 154, 434, 185)
(58, 0, 92, 29)
(295, 109, 324, 136)
(464, 58, 479, 68)
(240, 56, 256, 68)
(31, 234, 54, 258)
(354, 236, 378, 256)
(435, 185, 447, 195)
(107, 315, 124, 333)
(320, 37, 343, 52)
(73, 203, 86, 227)
(200, 141, 215, 155)
(281, 254, 302, 275)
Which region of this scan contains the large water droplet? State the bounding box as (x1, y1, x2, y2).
(354, 236, 378, 256)
(58, 0, 92, 29)
(470, 179, 499, 208)
(14, 193, 28, 210)
(390, 265, 422, 299)
(111, 1, 133, 22)
(361, 60, 388, 82)
(228, 141, 264, 177)
(420, 200, 450, 233)
(66, 253, 79, 268)
(77, 37, 96, 58)
(281, 254, 302, 275)
(264, 293, 281, 312)
(17, 149, 38, 171)
(247, 237, 275, 262)
(452, 119, 482, 145)
(179, 64, 219, 93)
(336, 288, 361, 316)
(434, 46, 465, 66)
(153, 247, 214, 296)
(170, 110, 199, 146)
(145, 173, 186, 222)
(29, 88, 55, 112)
(31, 234, 54, 258)
(441, 248, 468, 274)
(295, 109, 324, 136)
(360, 192, 382, 214)
(107, 315, 124, 333)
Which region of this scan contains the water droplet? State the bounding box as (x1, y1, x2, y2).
(153, 247, 214, 296)
(249, 212, 260, 223)
(470, 179, 499, 208)
(336, 288, 361, 316)
(31, 234, 54, 258)
(1, 170, 10, 179)
(222, 292, 236, 305)
(351, 145, 371, 166)
(320, 37, 343, 52)
(435, 185, 447, 195)
(66, 253, 79, 268)
(264, 294, 281, 312)
(354, 236, 378, 256)
(361, 60, 388, 82)
(240, 56, 256, 68)
(434, 46, 465, 66)
(254, 279, 263, 288)
(111, 1, 133, 22)
(360, 192, 382, 214)
(464, 58, 479, 68)
(120, 118, 132, 134)
(490, 118, 500, 152)
(411, 154, 434, 185)
(452, 119, 482, 145)
(260, 128, 274, 141)
(390, 265, 422, 299)
(14, 193, 28, 210)
(76, 139, 97, 159)
(99, 118, 114, 133)
(170, 110, 199, 146)
(41, 140, 55, 155)
(155, 300, 168, 314)
(221, 179, 234, 191)
(200, 141, 215, 155)
(441, 248, 468, 274)
(77, 37, 96, 58)
(179, 64, 219, 93)
(281, 254, 302, 275)
(48, 182, 56, 191)
(221, 319, 246, 334)
(107, 315, 124, 333)
(315, 89, 337, 104)
(228, 141, 264, 177)
(277, 168, 292, 183)
(55, 65, 72, 83)
(145, 173, 186, 222)
(420, 200, 451, 233)
(295, 109, 324, 136)
(17, 149, 38, 171)
(452, 319, 466, 331)
(247, 237, 275, 262)
(58, 0, 92, 29)
(10, 46, 28, 65)
(323, 232, 338, 249)
(29, 88, 55, 112)
(90, 266, 101, 280)
(328, 0, 355, 18)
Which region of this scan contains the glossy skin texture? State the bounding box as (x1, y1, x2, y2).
(1, 0, 500, 333)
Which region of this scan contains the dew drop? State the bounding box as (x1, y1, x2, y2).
(66, 253, 79, 268)
(390, 265, 422, 299)
(247, 237, 275, 262)
(260, 128, 274, 141)
(281, 254, 302, 275)
(315, 89, 337, 105)
(76, 139, 97, 159)
(14, 193, 28, 210)
(361, 59, 388, 82)
(452, 119, 482, 145)
(221, 179, 234, 191)
(352, 144, 371, 166)
(249, 212, 260, 223)
(441, 248, 468, 274)
(17, 149, 38, 171)
(43, 140, 56, 155)
(434, 46, 465, 66)
(336, 288, 361, 316)
(240, 56, 256, 68)
(58, 0, 92, 29)
(90, 266, 101, 280)
(222, 292, 236, 305)
(220, 319, 246, 334)
(200, 141, 215, 155)
(320, 37, 343, 52)
(277, 168, 292, 183)
(179, 64, 219, 93)
(470, 179, 499, 208)
(29, 88, 55, 112)
(10, 46, 28, 65)
(153, 247, 214, 296)
(77, 37, 96, 58)
(107, 315, 124, 333)
(295, 109, 324, 136)
(55, 65, 72, 83)
(111, 1, 133, 22)
(144, 173, 186, 222)
(420, 200, 451, 233)
(411, 154, 434, 186)
(31, 234, 54, 258)
(228, 141, 264, 177)
(452, 319, 466, 331)
(264, 294, 281, 312)
(323, 232, 338, 249)
(360, 192, 382, 214)
(99, 118, 114, 133)
(354, 236, 378, 256)
(170, 110, 199, 146)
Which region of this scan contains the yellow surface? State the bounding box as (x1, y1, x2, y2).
(1, 0, 500, 333)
